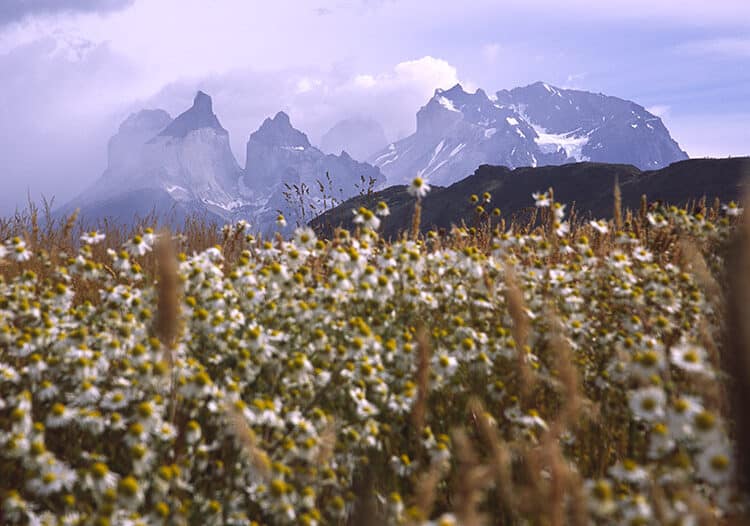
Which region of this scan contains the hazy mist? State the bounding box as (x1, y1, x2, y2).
(0, 0, 748, 214)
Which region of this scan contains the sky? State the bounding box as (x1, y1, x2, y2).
(0, 0, 748, 213)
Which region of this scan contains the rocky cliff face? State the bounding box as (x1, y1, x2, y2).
(369, 82, 688, 187)
(104, 109, 173, 180)
(495, 82, 688, 170)
(240, 111, 385, 228)
(62, 92, 244, 223)
(63, 97, 385, 232)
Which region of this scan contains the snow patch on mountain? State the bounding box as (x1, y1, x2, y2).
(370, 81, 688, 187)
(531, 124, 590, 162)
(437, 96, 459, 112)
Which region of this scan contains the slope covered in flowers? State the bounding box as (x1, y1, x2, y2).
(0, 189, 747, 525)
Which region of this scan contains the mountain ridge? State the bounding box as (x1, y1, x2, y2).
(369, 81, 688, 187)
(59, 92, 386, 232)
(311, 157, 749, 239)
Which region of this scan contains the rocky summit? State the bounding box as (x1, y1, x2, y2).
(369, 82, 688, 187)
(60, 94, 385, 233)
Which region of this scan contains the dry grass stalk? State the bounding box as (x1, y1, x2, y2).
(152, 230, 182, 425)
(411, 323, 432, 433)
(724, 188, 750, 494)
(411, 200, 423, 241)
(468, 398, 514, 511)
(410, 462, 444, 524)
(153, 230, 182, 354)
(548, 321, 582, 431)
(541, 431, 567, 526)
(613, 178, 623, 232)
(565, 468, 588, 526)
(225, 402, 272, 480)
(61, 209, 79, 246)
(451, 429, 491, 526)
(315, 417, 337, 467)
(678, 238, 722, 305)
(504, 266, 534, 403)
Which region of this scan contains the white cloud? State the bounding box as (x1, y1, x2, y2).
(353, 74, 377, 88)
(104, 56, 465, 169)
(646, 105, 671, 118)
(482, 43, 501, 63)
(563, 72, 587, 89)
(674, 37, 750, 58)
(391, 56, 460, 90)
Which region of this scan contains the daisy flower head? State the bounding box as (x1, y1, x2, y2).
(376, 201, 390, 217)
(6, 237, 31, 262)
(408, 176, 430, 199)
(532, 191, 551, 207)
(670, 341, 711, 375)
(352, 207, 381, 230)
(276, 214, 287, 228)
(125, 234, 152, 257)
(589, 219, 609, 234)
(696, 441, 734, 485)
(628, 386, 666, 422)
(80, 231, 105, 245)
(608, 459, 649, 485)
(293, 227, 317, 251)
(585, 479, 616, 517)
(722, 201, 743, 216)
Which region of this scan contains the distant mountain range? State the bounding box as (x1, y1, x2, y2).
(311, 157, 750, 239)
(60, 92, 381, 232)
(369, 82, 688, 186)
(59, 82, 692, 231)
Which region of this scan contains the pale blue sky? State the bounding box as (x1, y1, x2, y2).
(0, 0, 748, 213)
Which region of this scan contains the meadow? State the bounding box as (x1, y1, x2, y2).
(1, 182, 749, 525)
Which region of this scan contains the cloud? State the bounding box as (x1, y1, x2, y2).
(0, 49, 465, 213)
(482, 43, 501, 63)
(0, 0, 134, 27)
(144, 56, 466, 164)
(674, 37, 750, 58)
(0, 36, 140, 213)
(563, 72, 587, 89)
(646, 105, 671, 118)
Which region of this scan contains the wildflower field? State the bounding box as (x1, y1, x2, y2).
(1, 185, 749, 525)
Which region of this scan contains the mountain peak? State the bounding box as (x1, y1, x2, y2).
(522, 81, 563, 95)
(118, 109, 172, 134)
(444, 83, 467, 95)
(159, 90, 227, 138)
(193, 90, 213, 112)
(272, 111, 292, 125)
(249, 111, 311, 149)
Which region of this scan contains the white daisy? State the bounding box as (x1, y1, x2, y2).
(407, 177, 430, 199)
(628, 386, 666, 422)
(376, 201, 390, 217)
(532, 191, 551, 207)
(352, 207, 381, 230)
(80, 231, 105, 245)
(608, 459, 649, 485)
(722, 201, 743, 216)
(670, 341, 711, 375)
(696, 441, 734, 485)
